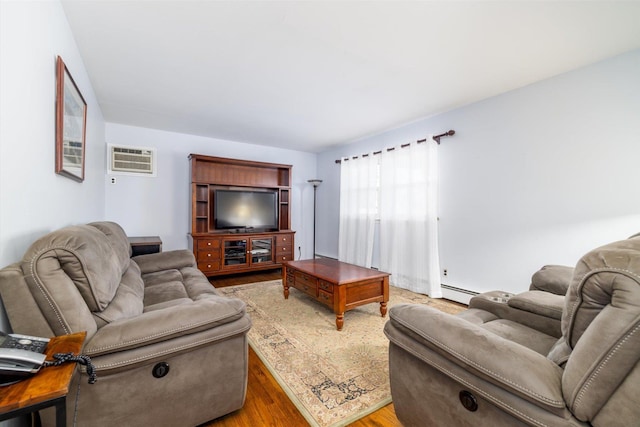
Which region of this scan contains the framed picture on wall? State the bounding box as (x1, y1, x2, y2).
(55, 55, 87, 182)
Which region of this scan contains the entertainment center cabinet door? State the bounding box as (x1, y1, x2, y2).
(223, 238, 249, 268)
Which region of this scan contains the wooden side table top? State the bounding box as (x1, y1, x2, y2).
(284, 258, 389, 285)
(0, 332, 86, 414)
(129, 236, 163, 257)
(128, 236, 162, 245)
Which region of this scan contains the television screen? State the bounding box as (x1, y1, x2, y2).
(214, 190, 278, 230)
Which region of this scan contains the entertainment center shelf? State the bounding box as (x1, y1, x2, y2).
(189, 154, 294, 276)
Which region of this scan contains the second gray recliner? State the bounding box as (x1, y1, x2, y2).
(385, 235, 640, 427)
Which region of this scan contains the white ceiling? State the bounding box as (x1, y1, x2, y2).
(61, 1, 640, 153)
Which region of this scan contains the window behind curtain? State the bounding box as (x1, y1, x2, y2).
(338, 137, 441, 297)
(338, 154, 379, 267)
(379, 139, 441, 297)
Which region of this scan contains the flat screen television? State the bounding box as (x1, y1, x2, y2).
(214, 189, 278, 231)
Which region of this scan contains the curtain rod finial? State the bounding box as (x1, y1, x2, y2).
(433, 129, 455, 144)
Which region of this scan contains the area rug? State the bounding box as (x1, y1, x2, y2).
(218, 280, 464, 427)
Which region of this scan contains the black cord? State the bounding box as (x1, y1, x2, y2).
(43, 352, 97, 384)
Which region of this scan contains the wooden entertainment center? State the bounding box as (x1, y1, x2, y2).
(188, 154, 295, 276)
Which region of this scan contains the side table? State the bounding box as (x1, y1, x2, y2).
(129, 236, 162, 256)
(0, 332, 86, 427)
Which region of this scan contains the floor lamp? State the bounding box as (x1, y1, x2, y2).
(307, 179, 322, 258)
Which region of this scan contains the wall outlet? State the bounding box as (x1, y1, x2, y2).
(443, 269, 448, 276)
(110, 177, 117, 184)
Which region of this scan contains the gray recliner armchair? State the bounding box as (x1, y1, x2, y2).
(463, 264, 573, 348)
(0, 222, 251, 426)
(384, 235, 640, 427)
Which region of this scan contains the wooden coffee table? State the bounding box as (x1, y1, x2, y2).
(282, 258, 390, 331)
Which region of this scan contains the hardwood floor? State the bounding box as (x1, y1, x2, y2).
(207, 269, 403, 427)
(211, 269, 284, 288)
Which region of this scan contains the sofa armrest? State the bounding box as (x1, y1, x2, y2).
(385, 304, 566, 415)
(508, 291, 564, 320)
(84, 295, 246, 357)
(133, 249, 196, 274)
(469, 291, 562, 338)
(530, 265, 573, 295)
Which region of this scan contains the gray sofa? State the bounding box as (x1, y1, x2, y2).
(385, 235, 640, 427)
(0, 221, 251, 426)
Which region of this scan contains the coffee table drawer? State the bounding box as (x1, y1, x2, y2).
(318, 280, 333, 294)
(286, 271, 294, 286)
(294, 272, 317, 297)
(318, 289, 333, 305)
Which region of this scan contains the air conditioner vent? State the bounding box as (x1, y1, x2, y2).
(108, 145, 156, 176)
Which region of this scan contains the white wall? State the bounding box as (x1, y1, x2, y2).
(104, 123, 317, 258)
(316, 50, 640, 300)
(0, 1, 106, 425)
(0, 1, 106, 301)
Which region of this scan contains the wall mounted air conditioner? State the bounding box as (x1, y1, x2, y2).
(108, 144, 157, 176)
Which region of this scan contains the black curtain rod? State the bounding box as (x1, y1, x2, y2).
(334, 130, 455, 164)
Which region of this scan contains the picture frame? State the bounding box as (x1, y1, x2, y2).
(55, 56, 87, 182)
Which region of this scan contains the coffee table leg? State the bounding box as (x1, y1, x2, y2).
(335, 313, 344, 331)
(380, 302, 388, 317)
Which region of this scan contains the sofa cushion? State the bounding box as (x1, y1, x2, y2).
(88, 221, 132, 268)
(458, 308, 557, 356)
(93, 262, 145, 328)
(142, 268, 183, 287)
(144, 298, 193, 312)
(22, 224, 124, 313)
(144, 280, 190, 306)
(480, 319, 558, 356)
(133, 250, 196, 274)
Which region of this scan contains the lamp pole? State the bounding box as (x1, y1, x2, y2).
(307, 179, 322, 259)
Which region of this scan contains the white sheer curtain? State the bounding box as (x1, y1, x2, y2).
(338, 154, 378, 267)
(379, 137, 442, 297)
